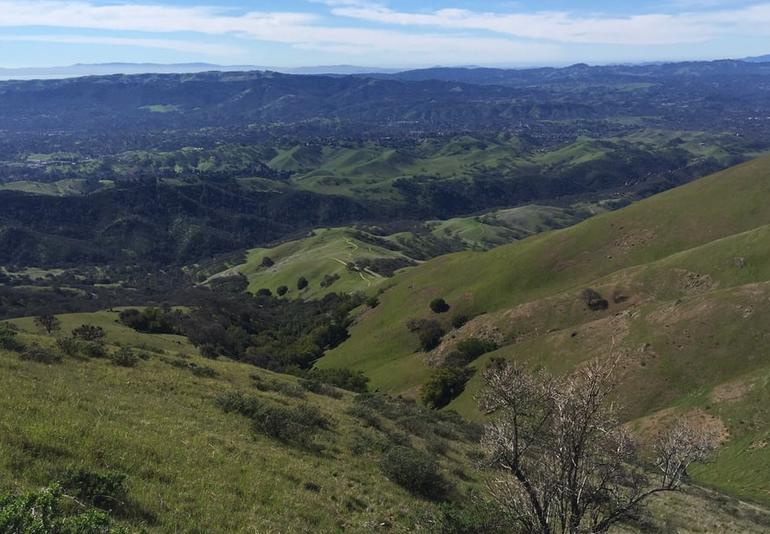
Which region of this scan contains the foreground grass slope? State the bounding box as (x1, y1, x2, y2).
(0, 316, 487, 532)
(321, 155, 770, 504)
(2, 314, 770, 532)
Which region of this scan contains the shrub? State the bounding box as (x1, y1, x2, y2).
(380, 446, 447, 499)
(365, 296, 379, 308)
(429, 298, 450, 314)
(57, 469, 128, 513)
(581, 288, 609, 311)
(307, 367, 369, 393)
(261, 256, 275, 268)
(299, 378, 343, 399)
(421, 367, 474, 409)
(407, 318, 446, 350)
(346, 404, 383, 430)
(56, 337, 84, 358)
(200, 344, 220, 359)
(0, 485, 111, 533)
(216, 392, 331, 449)
(0, 323, 24, 352)
(72, 324, 106, 342)
(111, 347, 139, 367)
(256, 288, 273, 297)
(81, 342, 108, 359)
(190, 364, 218, 378)
(297, 277, 309, 290)
(444, 338, 498, 367)
(34, 314, 61, 335)
(276, 285, 289, 296)
(320, 273, 341, 288)
(407, 319, 446, 352)
(451, 314, 469, 329)
(19, 344, 62, 364)
(251, 375, 306, 398)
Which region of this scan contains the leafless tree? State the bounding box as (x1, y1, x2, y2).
(479, 358, 719, 534)
(34, 314, 61, 336)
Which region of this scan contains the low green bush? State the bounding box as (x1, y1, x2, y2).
(380, 446, 448, 499)
(19, 344, 62, 364)
(0, 485, 112, 533)
(0, 324, 24, 352)
(111, 347, 139, 368)
(420, 367, 474, 409)
(216, 392, 331, 449)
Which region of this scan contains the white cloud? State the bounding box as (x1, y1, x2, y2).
(330, 3, 770, 45)
(0, 0, 768, 64)
(0, 0, 562, 63)
(0, 34, 244, 56)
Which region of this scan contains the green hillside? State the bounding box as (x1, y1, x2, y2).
(206, 205, 593, 299)
(2, 312, 770, 532)
(321, 155, 770, 504)
(0, 313, 485, 532)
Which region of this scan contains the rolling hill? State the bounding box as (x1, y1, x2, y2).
(321, 154, 770, 505)
(202, 203, 599, 299)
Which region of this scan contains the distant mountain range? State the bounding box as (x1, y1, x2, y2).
(0, 62, 403, 80)
(744, 54, 770, 63)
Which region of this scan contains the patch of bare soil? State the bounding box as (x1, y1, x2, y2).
(612, 228, 657, 254)
(673, 268, 719, 294)
(711, 379, 754, 404)
(635, 408, 729, 446)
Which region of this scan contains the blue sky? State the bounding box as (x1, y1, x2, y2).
(0, 0, 768, 68)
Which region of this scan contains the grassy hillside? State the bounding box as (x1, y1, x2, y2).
(0, 313, 486, 532)
(321, 155, 770, 505)
(2, 313, 770, 532)
(206, 205, 594, 299)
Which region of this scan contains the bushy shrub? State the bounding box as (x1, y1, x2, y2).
(81, 342, 108, 359)
(111, 347, 139, 368)
(300, 378, 343, 399)
(297, 277, 309, 290)
(276, 285, 289, 296)
(581, 288, 609, 311)
(72, 324, 106, 342)
(19, 344, 62, 364)
(56, 337, 84, 358)
(307, 368, 369, 393)
(407, 319, 446, 351)
(429, 298, 450, 314)
(346, 404, 383, 430)
(261, 256, 274, 267)
(216, 392, 331, 449)
(0, 485, 111, 533)
(57, 469, 128, 512)
(421, 367, 474, 409)
(0, 323, 24, 352)
(320, 273, 341, 288)
(251, 374, 306, 398)
(365, 296, 379, 309)
(256, 288, 272, 297)
(380, 446, 448, 499)
(444, 338, 498, 367)
(450, 314, 469, 329)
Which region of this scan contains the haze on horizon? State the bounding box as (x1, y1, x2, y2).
(0, 0, 769, 69)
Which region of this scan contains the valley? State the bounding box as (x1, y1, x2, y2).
(2, 59, 770, 532)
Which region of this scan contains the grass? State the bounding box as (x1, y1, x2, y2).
(206, 204, 596, 299)
(320, 154, 770, 505)
(0, 318, 483, 532)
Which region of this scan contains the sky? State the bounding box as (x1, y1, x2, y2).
(0, 0, 768, 68)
